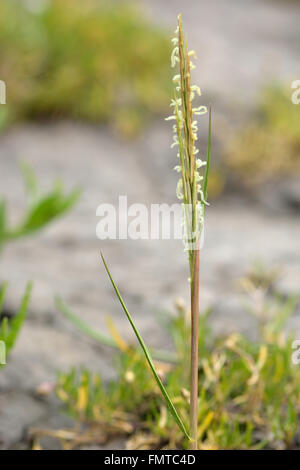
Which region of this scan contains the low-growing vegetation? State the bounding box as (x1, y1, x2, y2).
(36, 16, 300, 451)
(0, 163, 80, 252)
(0, 0, 171, 137)
(0, 282, 32, 368)
(53, 266, 300, 450)
(0, 163, 80, 362)
(227, 85, 300, 186)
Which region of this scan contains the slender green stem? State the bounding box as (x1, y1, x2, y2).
(190, 247, 200, 449)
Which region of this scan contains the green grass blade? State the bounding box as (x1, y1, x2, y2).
(5, 282, 33, 354)
(0, 317, 8, 342)
(100, 252, 191, 441)
(55, 296, 116, 348)
(20, 188, 81, 236)
(56, 296, 177, 363)
(203, 104, 212, 201)
(0, 282, 8, 313)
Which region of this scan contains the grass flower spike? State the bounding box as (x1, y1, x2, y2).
(100, 14, 211, 450)
(166, 14, 211, 449)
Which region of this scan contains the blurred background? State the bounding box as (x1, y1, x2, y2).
(0, 0, 299, 448)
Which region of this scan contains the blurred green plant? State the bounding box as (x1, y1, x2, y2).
(0, 162, 80, 253)
(227, 85, 300, 185)
(0, 162, 80, 365)
(0, 0, 171, 137)
(54, 269, 300, 450)
(0, 282, 33, 368)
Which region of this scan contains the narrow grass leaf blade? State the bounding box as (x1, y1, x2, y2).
(0, 281, 8, 313)
(203, 105, 212, 201)
(100, 252, 190, 440)
(56, 296, 177, 363)
(5, 282, 33, 354)
(0, 317, 8, 342)
(55, 296, 116, 348)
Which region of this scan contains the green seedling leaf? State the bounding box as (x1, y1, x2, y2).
(56, 296, 177, 363)
(4, 282, 33, 355)
(100, 251, 191, 441)
(55, 296, 116, 349)
(203, 105, 212, 202)
(0, 317, 8, 342)
(18, 187, 81, 237)
(0, 283, 9, 343)
(0, 282, 8, 314)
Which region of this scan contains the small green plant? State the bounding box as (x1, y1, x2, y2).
(0, 162, 80, 253)
(0, 162, 80, 362)
(0, 282, 33, 367)
(55, 14, 210, 449)
(97, 15, 211, 449)
(0, 0, 171, 137)
(54, 277, 300, 450)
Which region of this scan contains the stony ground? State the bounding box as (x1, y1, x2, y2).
(0, 0, 299, 450)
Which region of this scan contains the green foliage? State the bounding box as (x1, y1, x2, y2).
(0, 282, 33, 366)
(56, 272, 300, 450)
(0, 0, 171, 137)
(100, 252, 190, 440)
(0, 162, 80, 251)
(0, 163, 79, 362)
(227, 85, 300, 185)
(56, 296, 116, 349)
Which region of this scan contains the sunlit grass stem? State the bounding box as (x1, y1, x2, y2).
(167, 15, 210, 449)
(100, 14, 211, 450)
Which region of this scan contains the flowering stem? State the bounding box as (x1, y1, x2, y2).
(190, 247, 200, 449)
(167, 14, 210, 448)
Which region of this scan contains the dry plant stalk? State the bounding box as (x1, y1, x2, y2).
(166, 14, 211, 449)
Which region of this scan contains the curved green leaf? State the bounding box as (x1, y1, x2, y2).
(100, 252, 191, 441)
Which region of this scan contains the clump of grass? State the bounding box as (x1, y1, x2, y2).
(226, 85, 300, 185)
(0, 0, 171, 137)
(0, 162, 80, 253)
(54, 274, 300, 450)
(0, 162, 79, 365)
(0, 282, 33, 368)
